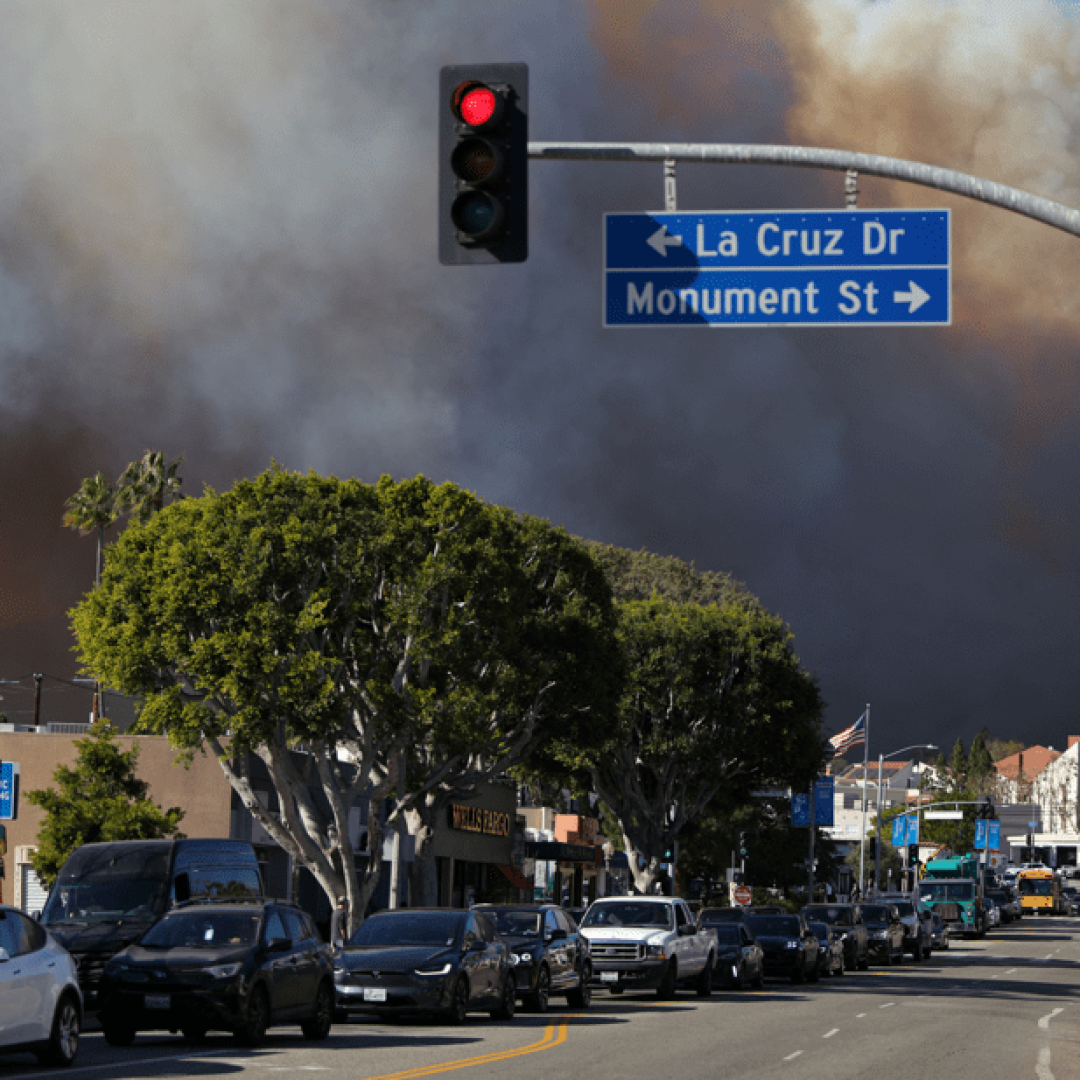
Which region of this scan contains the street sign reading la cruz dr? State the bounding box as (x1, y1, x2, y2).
(604, 208, 950, 328)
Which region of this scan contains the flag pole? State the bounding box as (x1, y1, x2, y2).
(858, 704, 870, 895)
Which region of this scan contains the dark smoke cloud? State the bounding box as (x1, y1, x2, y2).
(1, 0, 1078, 754)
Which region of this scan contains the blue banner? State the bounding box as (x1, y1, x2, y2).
(792, 792, 811, 828)
(814, 777, 835, 827)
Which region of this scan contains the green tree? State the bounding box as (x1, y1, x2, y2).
(950, 737, 968, 778)
(25, 724, 184, 888)
(71, 467, 617, 931)
(570, 596, 823, 895)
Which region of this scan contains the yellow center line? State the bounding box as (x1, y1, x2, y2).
(358, 1018, 571, 1080)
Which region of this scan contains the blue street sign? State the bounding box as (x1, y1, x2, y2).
(604, 209, 951, 328)
(989, 821, 1001, 850)
(814, 776, 835, 827)
(792, 792, 811, 828)
(906, 816, 920, 845)
(891, 818, 906, 846)
(0, 762, 18, 820)
(974, 819, 1002, 850)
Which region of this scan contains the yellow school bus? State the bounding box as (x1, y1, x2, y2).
(1016, 868, 1065, 915)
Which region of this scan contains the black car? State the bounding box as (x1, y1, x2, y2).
(801, 903, 870, 971)
(807, 921, 845, 978)
(745, 914, 819, 984)
(97, 898, 334, 1048)
(860, 903, 906, 966)
(704, 921, 764, 990)
(474, 905, 591, 1012)
(333, 908, 515, 1024)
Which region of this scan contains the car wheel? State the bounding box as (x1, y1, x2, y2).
(695, 956, 713, 997)
(181, 1025, 208, 1043)
(103, 1019, 137, 1047)
(791, 961, 805, 984)
(566, 964, 592, 1009)
(446, 977, 469, 1025)
(301, 982, 334, 1041)
(807, 958, 820, 983)
(836, 952, 845, 976)
(36, 993, 80, 1066)
(753, 964, 765, 990)
(657, 959, 678, 1000)
(857, 950, 870, 971)
(526, 966, 550, 1013)
(491, 974, 516, 1021)
(235, 986, 270, 1048)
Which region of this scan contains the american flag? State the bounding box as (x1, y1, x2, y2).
(828, 713, 867, 756)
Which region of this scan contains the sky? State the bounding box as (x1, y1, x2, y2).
(1, 0, 1079, 759)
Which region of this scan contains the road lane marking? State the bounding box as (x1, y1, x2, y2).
(823, 1029, 839, 1039)
(1036, 1046, 1054, 1080)
(783, 1051, 803, 1061)
(879, 1002, 896, 1008)
(855, 1013, 867, 1018)
(359, 1020, 570, 1080)
(1039, 1008, 1064, 1029)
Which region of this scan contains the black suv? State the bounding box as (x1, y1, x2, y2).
(97, 898, 334, 1047)
(801, 903, 870, 971)
(474, 904, 592, 1012)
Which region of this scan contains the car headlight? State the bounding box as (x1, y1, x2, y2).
(415, 963, 453, 977)
(510, 950, 538, 966)
(645, 945, 666, 959)
(785, 941, 799, 949)
(204, 962, 242, 980)
(104, 960, 130, 978)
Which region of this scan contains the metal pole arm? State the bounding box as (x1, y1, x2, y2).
(529, 141, 1080, 239)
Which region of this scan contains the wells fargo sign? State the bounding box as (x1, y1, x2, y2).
(449, 804, 513, 837)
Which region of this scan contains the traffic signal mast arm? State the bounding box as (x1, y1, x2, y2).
(528, 142, 1080, 240)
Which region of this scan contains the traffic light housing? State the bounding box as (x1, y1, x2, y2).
(908, 843, 919, 865)
(738, 830, 750, 859)
(439, 64, 528, 264)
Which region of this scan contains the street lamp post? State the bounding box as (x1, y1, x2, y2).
(873, 743, 938, 894)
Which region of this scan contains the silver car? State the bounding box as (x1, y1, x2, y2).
(0, 905, 81, 1066)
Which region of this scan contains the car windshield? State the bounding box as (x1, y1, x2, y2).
(807, 922, 829, 940)
(349, 912, 464, 948)
(141, 911, 261, 949)
(861, 905, 891, 922)
(581, 902, 673, 929)
(803, 906, 850, 926)
(712, 925, 743, 945)
(41, 846, 171, 924)
(747, 916, 800, 936)
(1018, 878, 1055, 896)
(486, 909, 543, 936)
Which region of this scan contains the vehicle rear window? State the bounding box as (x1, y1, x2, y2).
(747, 916, 800, 936)
(581, 902, 673, 929)
(141, 911, 261, 948)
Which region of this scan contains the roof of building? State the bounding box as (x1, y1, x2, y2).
(994, 745, 1061, 781)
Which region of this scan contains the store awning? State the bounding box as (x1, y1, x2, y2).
(524, 841, 599, 864)
(496, 864, 531, 889)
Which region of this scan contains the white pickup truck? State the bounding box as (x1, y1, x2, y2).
(577, 896, 717, 999)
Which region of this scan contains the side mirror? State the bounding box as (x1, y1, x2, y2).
(267, 936, 291, 953)
(547, 928, 567, 942)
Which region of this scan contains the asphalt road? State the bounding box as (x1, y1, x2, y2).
(9, 916, 1080, 1080)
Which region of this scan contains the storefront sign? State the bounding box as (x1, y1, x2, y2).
(449, 804, 513, 837)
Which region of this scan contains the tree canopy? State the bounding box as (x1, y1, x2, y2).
(566, 594, 823, 894)
(71, 466, 618, 928)
(25, 724, 185, 888)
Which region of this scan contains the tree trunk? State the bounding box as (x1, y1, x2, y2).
(405, 802, 440, 907)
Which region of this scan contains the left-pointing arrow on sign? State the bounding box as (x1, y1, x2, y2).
(646, 226, 683, 257)
(894, 281, 930, 314)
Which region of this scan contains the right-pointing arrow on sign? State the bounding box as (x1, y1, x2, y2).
(894, 280, 930, 313)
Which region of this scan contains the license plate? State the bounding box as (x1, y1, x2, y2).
(600, 971, 619, 983)
(145, 994, 170, 1009)
(363, 988, 388, 1002)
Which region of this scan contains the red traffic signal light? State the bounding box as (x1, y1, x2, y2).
(439, 64, 528, 264)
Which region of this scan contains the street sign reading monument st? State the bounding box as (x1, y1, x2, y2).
(604, 208, 950, 328)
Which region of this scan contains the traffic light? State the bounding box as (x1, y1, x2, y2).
(908, 843, 919, 865)
(738, 830, 750, 859)
(439, 64, 528, 265)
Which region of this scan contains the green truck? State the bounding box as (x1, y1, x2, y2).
(917, 855, 988, 937)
